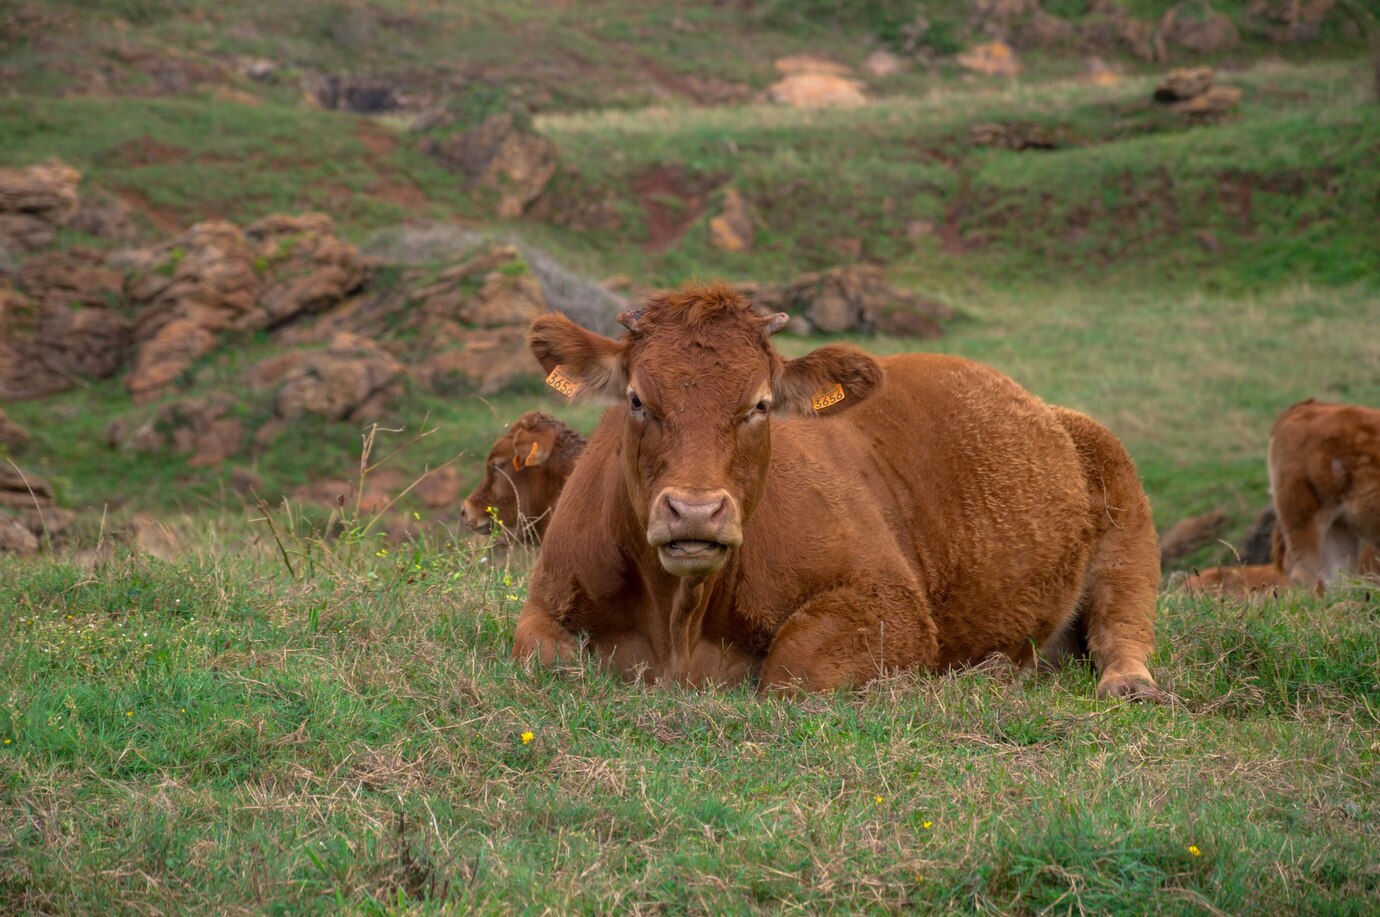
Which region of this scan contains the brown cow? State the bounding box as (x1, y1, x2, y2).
(1269, 399, 1380, 588)
(1183, 515, 1379, 598)
(513, 283, 1161, 699)
(461, 411, 586, 542)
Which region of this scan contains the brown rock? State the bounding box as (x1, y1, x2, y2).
(125, 318, 217, 402)
(787, 265, 953, 335)
(413, 245, 549, 331)
(1169, 84, 1242, 119)
(130, 513, 182, 562)
(20, 505, 77, 546)
(968, 121, 1062, 150)
(414, 465, 462, 508)
(1082, 56, 1122, 86)
(861, 50, 907, 78)
(0, 465, 54, 508)
(957, 41, 1022, 77)
(1080, 0, 1159, 61)
(0, 288, 132, 400)
(275, 332, 403, 421)
(874, 305, 947, 338)
(245, 351, 307, 391)
(229, 467, 263, 496)
(126, 220, 259, 334)
(114, 394, 245, 466)
(423, 113, 558, 218)
(1154, 66, 1217, 101)
(1159, 3, 1240, 55)
(0, 512, 39, 556)
(766, 72, 867, 108)
(236, 213, 368, 331)
(0, 160, 81, 252)
(18, 249, 126, 308)
(0, 407, 28, 450)
(69, 191, 140, 242)
(413, 326, 535, 396)
(708, 188, 754, 253)
(773, 55, 854, 77)
(1159, 508, 1229, 563)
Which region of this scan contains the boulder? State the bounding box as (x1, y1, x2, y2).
(69, 191, 140, 243)
(1159, 3, 1240, 55)
(760, 265, 953, 336)
(422, 113, 558, 218)
(0, 160, 82, 253)
(1153, 66, 1216, 101)
(0, 407, 28, 451)
(1169, 84, 1242, 119)
(1079, 0, 1159, 61)
(18, 249, 125, 308)
(236, 213, 368, 331)
(0, 287, 132, 400)
(766, 73, 867, 108)
(0, 512, 39, 556)
(413, 326, 534, 396)
(708, 188, 754, 253)
(0, 465, 54, 509)
(861, 50, 907, 78)
(968, 121, 1063, 150)
(110, 394, 245, 467)
(124, 318, 217, 402)
(413, 244, 549, 332)
(125, 220, 259, 334)
(956, 41, 1022, 77)
(275, 332, 403, 421)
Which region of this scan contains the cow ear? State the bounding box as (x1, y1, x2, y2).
(512, 427, 557, 468)
(773, 344, 883, 417)
(529, 313, 627, 403)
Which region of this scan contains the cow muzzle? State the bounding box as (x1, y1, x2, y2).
(646, 487, 742, 577)
(460, 500, 493, 534)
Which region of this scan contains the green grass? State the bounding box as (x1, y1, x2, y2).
(2, 537, 1376, 913)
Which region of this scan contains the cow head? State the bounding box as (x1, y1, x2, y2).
(461, 411, 569, 542)
(529, 283, 882, 578)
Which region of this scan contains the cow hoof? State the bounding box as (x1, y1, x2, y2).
(1095, 673, 1166, 704)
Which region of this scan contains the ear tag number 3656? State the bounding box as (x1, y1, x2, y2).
(811, 383, 846, 411)
(545, 366, 580, 398)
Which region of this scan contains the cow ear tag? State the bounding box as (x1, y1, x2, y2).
(811, 383, 846, 411)
(525, 440, 541, 464)
(545, 365, 580, 398)
(511, 454, 524, 472)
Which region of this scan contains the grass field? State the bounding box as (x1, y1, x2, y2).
(2, 534, 1377, 914)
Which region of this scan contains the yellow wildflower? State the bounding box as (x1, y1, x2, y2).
(922, 821, 933, 829)
(874, 795, 884, 804)
(1188, 845, 1202, 857)
(521, 731, 534, 744)
(126, 711, 133, 717)
(3, 738, 11, 746)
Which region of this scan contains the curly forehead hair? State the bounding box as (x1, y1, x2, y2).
(622, 282, 779, 350)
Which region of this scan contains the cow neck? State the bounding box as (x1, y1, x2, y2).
(667, 575, 712, 685)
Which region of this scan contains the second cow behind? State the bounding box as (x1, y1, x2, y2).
(462, 411, 586, 543)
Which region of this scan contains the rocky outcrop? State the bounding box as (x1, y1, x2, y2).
(740, 266, 952, 337)
(1154, 67, 1242, 120)
(107, 394, 245, 467)
(0, 287, 132, 400)
(238, 213, 368, 330)
(422, 113, 558, 218)
(274, 332, 403, 422)
(0, 160, 81, 253)
(0, 408, 28, 451)
(1158, 2, 1240, 55)
(413, 326, 534, 397)
(126, 221, 259, 334)
(957, 41, 1022, 76)
(125, 318, 217, 402)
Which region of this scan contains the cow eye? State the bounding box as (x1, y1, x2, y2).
(629, 392, 643, 411)
(755, 400, 769, 414)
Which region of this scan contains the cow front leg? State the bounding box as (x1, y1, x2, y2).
(759, 585, 937, 693)
(513, 601, 580, 665)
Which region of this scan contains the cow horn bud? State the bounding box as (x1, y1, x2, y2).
(617, 309, 644, 331)
(763, 312, 790, 336)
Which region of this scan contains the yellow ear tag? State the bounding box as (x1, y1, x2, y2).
(811, 383, 846, 411)
(545, 366, 580, 398)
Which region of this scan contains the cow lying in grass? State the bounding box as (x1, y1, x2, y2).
(461, 411, 586, 543)
(514, 283, 1162, 699)
(1184, 399, 1380, 597)
(1270, 399, 1380, 589)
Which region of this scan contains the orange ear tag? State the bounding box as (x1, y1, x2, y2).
(811, 383, 846, 411)
(545, 366, 580, 398)
(511, 454, 524, 472)
(526, 440, 541, 464)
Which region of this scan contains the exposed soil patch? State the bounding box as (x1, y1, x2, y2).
(631, 164, 715, 252)
(355, 123, 397, 158)
(113, 136, 192, 168)
(114, 188, 184, 234)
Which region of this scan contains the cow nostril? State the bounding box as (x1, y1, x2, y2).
(709, 497, 728, 526)
(664, 495, 683, 523)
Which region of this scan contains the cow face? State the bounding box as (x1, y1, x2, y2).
(530, 283, 882, 578)
(461, 411, 563, 541)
